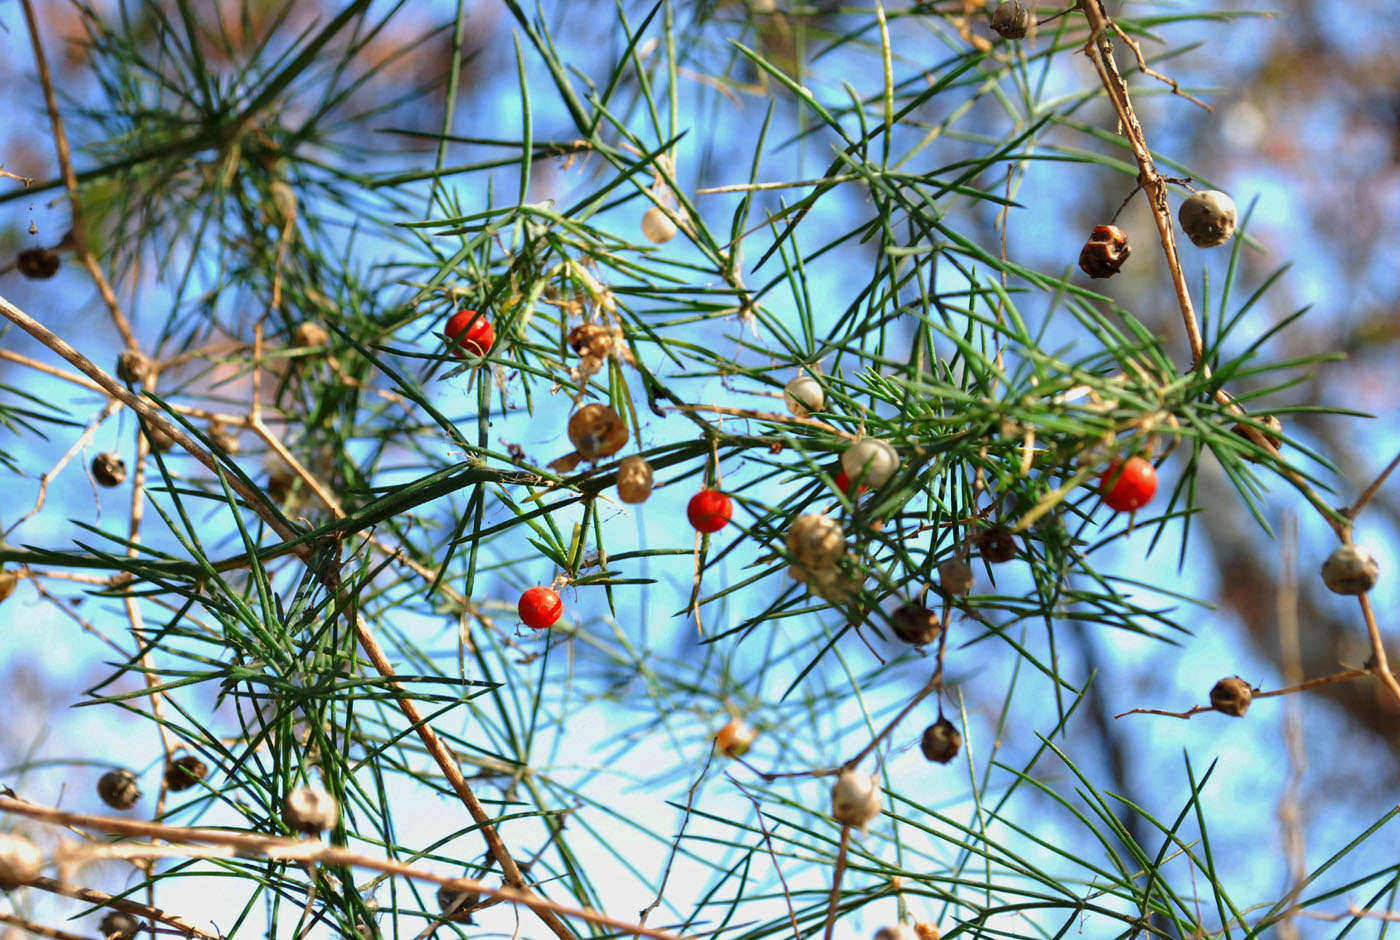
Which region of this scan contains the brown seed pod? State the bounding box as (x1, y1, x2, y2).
(164, 754, 208, 792)
(938, 557, 974, 595)
(891, 603, 941, 646)
(1209, 677, 1252, 717)
(1178, 190, 1237, 248)
(437, 883, 480, 923)
(616, 455, 654, 504)
(990, 1, 1030, 39)
(0, 832, 42, 889)
(1229, 414, 1283, 462)
(920, 717, 963, 764)
(830, 768, 881, 834)
(208, 421, 240, 455)
(567, 323, 613, 360)
(913, 923, 942, 940)
(99, 911, 140, 940)
(0, 571, 17, 603)
(567, 403, 628, 461)
(97, 770, 141, 810)
(17, 248, 60, 279)
(1078, 224, 1131, 278)
(116, 350, 151, 385)
(284, 785, 339, 834)
(1320, 544, 1380, 595)
(976, 527, 1017, 564)
(267, 466, 296, 503)
(786, 514, 845, 570)
(92, 452, 128, 487)
(293, 321, 330, 348)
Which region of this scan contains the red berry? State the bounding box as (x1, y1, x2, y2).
(1099, 456, 1157, 512)
(518, 586, 563, 629)
(444, 309, 495, 358)
(687, 489, 733, 533)
(833, 471, 867, 495)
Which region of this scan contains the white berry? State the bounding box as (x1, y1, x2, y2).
(782, 375, 824, 417)
(830, 767, 881, 833)
(641, 207, 677, 244)
(840, 438, 899, 488)
(1178, 190, 1237, 248)
(284, 785, 339, 834)
(0, 833, 42, 889)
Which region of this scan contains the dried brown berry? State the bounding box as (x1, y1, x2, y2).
(1209, 677, 1252, 717)
(17, 248, 60, 279)
(144, 423, 176, 453)
(938, 557, 974, 595)
(99, 911, 140, 940)
(208, 421, 240, 455)
(1178, 190, 1237, 248)
(97, 770, 141, 810)
(437, 883, 480, 923)
(567, 403, 628, 461)
(164, 754, 208, 792)
(0, 833, 42, 889)
(1320, 544, 1379, 595)
(873, 926, 914, 940)
(786, 514, 845, 570)
(920, 717, 962, 763)
(92, 452, 128, 487)
(1078, 224, 1131, 278)
(0, 571, 16, 603)
(116, 350, 151, 385)
(976, 527, 1017, 564)
(891, 603, 941, 646)
(913, 923, 941, 940)
(567, 323, 612, 359)
(990, 2, 1030, 39)
(1229, 414, 1283, 462)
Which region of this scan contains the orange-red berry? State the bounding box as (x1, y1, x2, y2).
(444, 309, 495, 358)
(518, 586, 563, 629)
(687, 489, 733, 533)
(1099, 456, 1157, 512)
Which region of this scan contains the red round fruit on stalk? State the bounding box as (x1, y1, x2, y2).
(444, 309, 495, 358)
(687, 489, 733, 533)
(1099, 456, 1157, 512)
(518, 586, 563, 629)
(832, 471, 867, 495)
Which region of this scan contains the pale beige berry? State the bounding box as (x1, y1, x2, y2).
(616, 455, 654, 504)
(145, 423, 176, 452)
(938, 557, 973, 595)
(840, 439, 899, 488)
(641, 207, 677, 244)
(1209, 677, 1252, 717)
(1321, 544, 1379, 595)
(714, 719, 757, 758)
(0, 833, 42, 889)
(293, 322, 330, 348)
(284, 785, 339, 834)
(1178, 190, 1237, 248)
(567, 323, 613, 359)
(567, 404, 628, 461)
(830, 767, 882, 833)
(805, 563, 863, 605)
(786, 514, 844, 569)
(782, 375, 824, 417)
